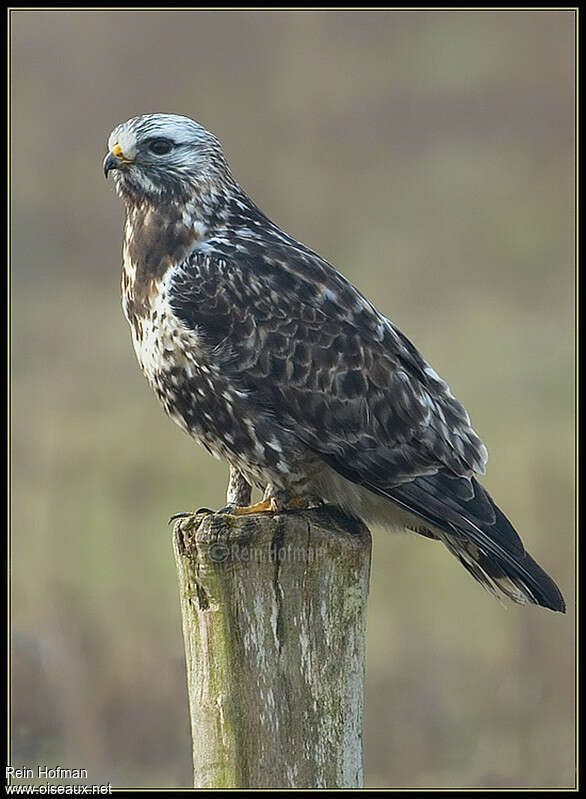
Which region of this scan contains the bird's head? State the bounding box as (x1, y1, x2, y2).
(103, 113, 232, 203)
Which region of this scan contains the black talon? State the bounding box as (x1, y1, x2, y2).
(216, 504, 236, 515)
(168, 508, 214, 525)
(168, 511, 192, 525)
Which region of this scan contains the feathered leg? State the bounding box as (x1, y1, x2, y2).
(226, 465, 253, 506)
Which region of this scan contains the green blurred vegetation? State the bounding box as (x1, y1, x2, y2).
(10, 10, 574, 789)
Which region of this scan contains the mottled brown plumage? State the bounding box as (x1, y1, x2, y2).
(104, 113, 565, 612)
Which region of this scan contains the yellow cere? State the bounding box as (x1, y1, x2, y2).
(111, 143, 130, 162)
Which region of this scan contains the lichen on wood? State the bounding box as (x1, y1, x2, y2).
(173, 506, 372, 789)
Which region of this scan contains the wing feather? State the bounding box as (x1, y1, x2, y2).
(170, 248, 487, 487)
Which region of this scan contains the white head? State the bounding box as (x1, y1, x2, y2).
(104, 113, 232, 202)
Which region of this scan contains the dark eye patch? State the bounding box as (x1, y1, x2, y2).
(147, 138, 174, 155)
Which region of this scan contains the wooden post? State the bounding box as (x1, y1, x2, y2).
(172, 506, 372, 789)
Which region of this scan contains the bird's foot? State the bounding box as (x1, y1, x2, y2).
(217, 497, 281, 516)
(171, 493, 317, 522)
(218, 493, 315, 516)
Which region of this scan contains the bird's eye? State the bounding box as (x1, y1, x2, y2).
(147, 138, 173, 155)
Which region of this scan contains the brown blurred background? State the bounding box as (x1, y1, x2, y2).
(10, 10, 575, 789)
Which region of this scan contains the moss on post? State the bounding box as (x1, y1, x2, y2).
(172, 506, 372, 789)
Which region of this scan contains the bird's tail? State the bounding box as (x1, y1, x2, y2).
(437, 503, 566, 612)
(381, 475, 566, 613)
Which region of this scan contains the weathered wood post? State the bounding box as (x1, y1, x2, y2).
(172, 506, 372, 789)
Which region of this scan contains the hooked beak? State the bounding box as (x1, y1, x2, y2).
(103, 143, 130, 178)
(103, 152, 119, 178)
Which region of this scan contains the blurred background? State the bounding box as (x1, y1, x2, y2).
(10, 10, 575, 789)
